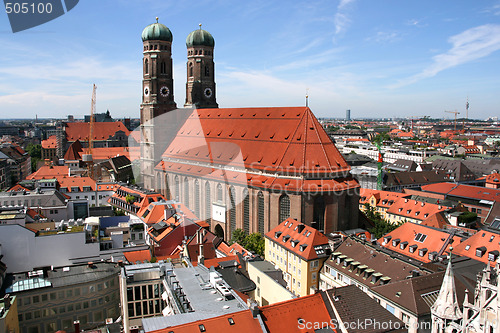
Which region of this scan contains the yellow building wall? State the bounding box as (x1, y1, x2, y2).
(247, 261, 295, 306)
(0, 296, 20, 333)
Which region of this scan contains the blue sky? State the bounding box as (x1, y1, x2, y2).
(1, 0, 500, 120)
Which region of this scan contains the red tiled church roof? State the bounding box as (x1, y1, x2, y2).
(156, 107, 358, 192)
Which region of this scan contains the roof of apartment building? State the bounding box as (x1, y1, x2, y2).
(385, 170, 450, 188)
(422, 182, 500, 203)
(386, 159, 418, 172)
(359, 189, 407, 210)
(321, 286, 407, 333)
(41, 135, 57, 149)
(452, 228, 500, 266)
(431, 159, 475, 182)
(259, 292, 334, 333)
(65, 121, 130, 141)
(58, 176, 96, 192)
(155, 107, 359, 193)
(385, 198, 449, 222)
(108, 184, 166, 214)
(26, 165, 70, 180)
(265, 218, 330, 261)
(371, 268, 470, 317)
(147, 309, 264, 333)
(124, 249, 152, 264)
(328, 237, 428, 287)
(378, 223, 461, 263)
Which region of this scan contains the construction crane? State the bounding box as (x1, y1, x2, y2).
(82, 84, 96, 179)
(374, 141, 383, 190)
(445, 110, 460, 131)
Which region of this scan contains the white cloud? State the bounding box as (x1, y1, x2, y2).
(391, 24, 500, 88)
(334, 0, 356, 36)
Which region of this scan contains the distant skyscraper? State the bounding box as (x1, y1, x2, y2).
(346, 109, 351, 122)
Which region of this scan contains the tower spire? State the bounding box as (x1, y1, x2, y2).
(431, 248, 462, 321)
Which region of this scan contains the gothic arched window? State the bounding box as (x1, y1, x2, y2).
(161, 62, 166, 74)
(144, 59, 149, 75)
(279, 194, 290, 223)
(205, 65, 210, 77)
(189, 63, 193, 77)
(258, 191, 264, 234)
(243, 189, 249, 234)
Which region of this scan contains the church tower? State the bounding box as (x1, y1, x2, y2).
(184, 24, 218, 108)
(140, 18, 177, 190)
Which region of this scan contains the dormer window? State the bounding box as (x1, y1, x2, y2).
(384, 235, 392, 244)
(476, 246, 486, 258)
(406, 209, 411, 214)
(392, 239, 400, 247)
(274, 231, 282, 239)
(291, 240, 299, 248)
(400, 241, 408, 250)
(409, 244, 418, 253)
(488, 250, 499, 261)
(415, 211, 420, 216)
(398, 208, 403, 212)
(282, 235, 290, 243)
(428, 251, 437, 261)
(418, 248, 428, 257)
(299, 244, 307, 252)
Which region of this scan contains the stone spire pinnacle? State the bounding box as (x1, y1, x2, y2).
(431, 248, 462, 321)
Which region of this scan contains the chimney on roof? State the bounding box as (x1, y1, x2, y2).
(3, 294, 11, 310)
(297, 224, 305, 233)
(247, 300, 260, 318)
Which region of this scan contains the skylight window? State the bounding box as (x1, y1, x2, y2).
(414, 233, 427, 243)
(465, 245, 470, 251)
(228, 318, 235, 325)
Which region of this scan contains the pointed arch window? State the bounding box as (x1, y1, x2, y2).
(174, 175, 179, 201)
(217, 183, 223, 203)
(279, 194, 290, 223)
(243, 189, 249, 234)
(144, 59, 149, 75)
(160, 62, 166, 74)
(184, 177, 189, 207)
(230, 186, 236, 234)
(189, 63, 193, 77)
(258, 191, 265, 234)
(205, 65, 210, 77)
(194, 179, 200, 218)
(205, 182, 211, 223)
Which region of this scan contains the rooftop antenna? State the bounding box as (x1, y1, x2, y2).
(305, 88, 309, 107)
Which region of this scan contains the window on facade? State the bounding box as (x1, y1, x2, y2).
(189, 63, 193, 77)
(230, 186, 236, 234)
(279, 194, 290, 223)
(205, 182, 211, 222)
(258, 191, 265, 234)
(145, 59, 149, 74)
(194, 180, 200, 218)
(205, 65, 210, 77)
(174, 176, 180, 201)
(243, 189, 250, 234)
(161, 62, 166, 74)
(217, 183, 223, 203)
(184, 177, 190, 207)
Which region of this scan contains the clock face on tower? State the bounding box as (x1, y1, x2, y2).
(144, 87, 149, 97)
(204, 87, 212, 98)
(160, 86, 170, 97)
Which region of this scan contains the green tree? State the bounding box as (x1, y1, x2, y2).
(458, 211, 477, 225)
(363, 203, 401, 239)
(26, 143, 42, 172)
(244, 233, 265, 257)
(230, 228, 247, 246)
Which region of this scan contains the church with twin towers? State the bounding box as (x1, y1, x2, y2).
(139, 19, 360, 240)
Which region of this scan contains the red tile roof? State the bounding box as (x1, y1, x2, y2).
(422, 182, 500, 202)
(420, 212, 449, 229)
(260, 293, 333, 333)
(452, 230, 500, 266)
(41, 135, 57, 149)
(359, 189, 407, 210)
(64, 140, 83, 160)
(81, 147, 131, 161)
(385, 198, 449, 222)
(265, 218, 329, 261)
(155, 107, 357, 192)
(197, 255, 241, 268)
(149, 309, 263, 333)
(65, 121, 130, 141)
(57, 176, 96, 192)
(378, 222, 460, 263)
(486, 173, 500, 185)
(124, 249, 151, 264)
(26, 165, 69, 180)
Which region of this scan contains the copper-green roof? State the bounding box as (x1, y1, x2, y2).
(186, 27, 215, 47)
(142, 22, 173, 42)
